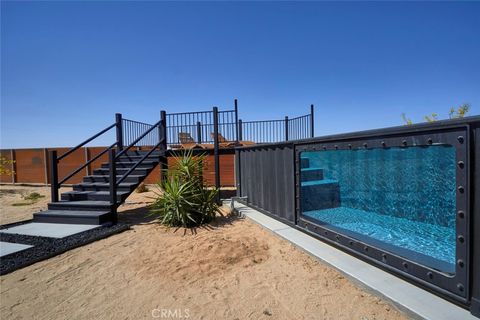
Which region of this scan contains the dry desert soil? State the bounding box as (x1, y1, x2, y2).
(0, 185, 408, 320)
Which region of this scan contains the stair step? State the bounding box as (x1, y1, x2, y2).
(301, 179, 340, 211)
(48, 200, 113, 211)
(61, 190, 130, 202)
(73, 182, 137, 192)
(83, 175, 144, 183)
(93, 168, 151, 176)
(300, 158, 310, 169)
(300, 168, 324, 182)
(125, 150, 162, 156)
(118, 155, 160, 161)
(100, 162, 156, 169)
(33, 210, 111, 225)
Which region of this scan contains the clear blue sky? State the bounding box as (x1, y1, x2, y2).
(1, 1, 479, 148)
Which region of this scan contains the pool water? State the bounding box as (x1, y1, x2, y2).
(300, 145, 457, 273)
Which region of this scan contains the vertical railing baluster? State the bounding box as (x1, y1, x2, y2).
(116, 113, 123, 151)
(213, 106, 220, 203)
(50, 150, 59, 202)
(109, 149, 117, 224)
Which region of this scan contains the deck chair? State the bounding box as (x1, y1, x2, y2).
(173, 132, 211, 149)
(210, 133, 255, 147)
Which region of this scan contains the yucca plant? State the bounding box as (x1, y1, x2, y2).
(149, 150, 221, 227)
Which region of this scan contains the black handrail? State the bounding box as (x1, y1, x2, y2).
(51, 115, 123, 202)
(57, 123, 116, 161)
(58, 142, 117, 185)
(116, 141, 162, 185)
(115, 119, 161, 159)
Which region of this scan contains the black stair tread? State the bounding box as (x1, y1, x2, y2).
(49, 200, 112, 206)
(62, 190, 130, 196)
(111, 161, 158, 165)
(74, 182, 138, 188)
(34, 210, 110, 217)
(85, 174, 146, 179)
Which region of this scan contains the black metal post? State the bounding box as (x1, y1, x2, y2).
(234, 99, 239, 143)
(310, 104, 314, 138)
(213, 106, 221, 202)
(159, 110, 168, 181)
(285, 116, 289, 141)
(196, 121, 202, 144)
(238, 119, 243, 141)
(49, 150, 59, 202)
(115, 113, 123, 151)
(109, 149, 117, 224)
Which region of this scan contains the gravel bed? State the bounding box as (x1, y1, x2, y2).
(0, 223, 129, 275)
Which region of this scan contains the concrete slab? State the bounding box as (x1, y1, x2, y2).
(0, 223, 99, 239)
(0, 242, 33, 257)
(230, 200, 476, 320)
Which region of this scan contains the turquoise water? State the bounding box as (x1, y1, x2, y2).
(300, 145, 456, 273)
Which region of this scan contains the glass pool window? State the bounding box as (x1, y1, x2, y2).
(299, 145, 456, 274)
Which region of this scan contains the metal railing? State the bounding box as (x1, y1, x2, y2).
(122, 118, 158, 147)
(50, 112, 168, 223)
(49, 118, 121, 203)
(239, 105, 314, 143)
(165, 105, 238, 146)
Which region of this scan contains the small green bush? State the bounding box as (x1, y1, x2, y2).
(149, 151, 220, 227)
(23, 192, 44, 201)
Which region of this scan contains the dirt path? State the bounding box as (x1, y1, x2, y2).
(0, 185, 408, 319)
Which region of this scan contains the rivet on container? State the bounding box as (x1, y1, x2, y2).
(382, 254, 387, 262)
(458, 259, 465, 268)
(458, 235, 465, 243)
(458, 160, 465, 168)
(364, 246, 369, 252)
(458, 186, 465, 193)
(457, 283, 464, 292)
(458, 210, 465, 219)
(427, 138, 433, 145)
(323, 145, 327, 150)
(427, 272, 433, 279)
(457, 136, 464, 143)
(402, 140, 407, 146)
(363, 143, 368, 148)
(334, 145, 338, 150)
(402, 262, 408, 269)
(335, 234, 340, 241)
(348, 144, 352, 149)
(381, 141, 386, 147)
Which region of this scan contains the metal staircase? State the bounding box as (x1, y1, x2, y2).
(33, 113, 167, 225)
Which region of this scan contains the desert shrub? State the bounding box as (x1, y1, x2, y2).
(23, 192, 44, 201)
(149, 151, 220, 227)
(135, 183, 149, 193)
(0, 156, 15, 176)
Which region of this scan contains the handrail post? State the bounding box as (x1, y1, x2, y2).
(285, 116, 289, 141)
(213, 106, 220, 203)
(196, 121, 202, 144)
(116, 113, 123, 151)
(159, 110, 168, 181)
(109, 149, 117, 224)
(234, 99, 239, 143)
(238, 119, 243, 141)
(310, 104, 314, 138)
(49, 150, 59, 202)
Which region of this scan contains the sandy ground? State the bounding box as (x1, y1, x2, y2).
(0, 185, 408, 320)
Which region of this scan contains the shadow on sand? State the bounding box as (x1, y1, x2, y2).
(117, 202, 243, 236)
